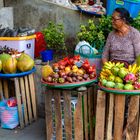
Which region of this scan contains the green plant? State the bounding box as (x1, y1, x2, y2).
(77, 16, 112, 51)
(131, 13, 140, 31)
(42, 22, 67, 51)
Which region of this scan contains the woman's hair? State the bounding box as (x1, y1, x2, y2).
(114, 8, 133, 24)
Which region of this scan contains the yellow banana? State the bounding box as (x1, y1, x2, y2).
(115, 62, 120, 67)
(131, 63, 137, 73)
(128, 65, 132, 72)
(105, 69, 113, 75)
(133, 67, 138, 74)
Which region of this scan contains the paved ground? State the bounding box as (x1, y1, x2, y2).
(0, 118, 45, 140)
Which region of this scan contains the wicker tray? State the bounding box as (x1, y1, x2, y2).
(41, 77, 97, 89)
(98, 82, 140, 95)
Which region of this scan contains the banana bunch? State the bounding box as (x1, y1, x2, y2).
(100, 69, 113, 80)
(115, 62, 125, 68)
(103, 61, 115, 70)
(128, 63, 140, 74)
(103, 61, 125, 70)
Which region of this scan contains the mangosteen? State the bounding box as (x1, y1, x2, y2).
(66, 77, 73, 83)
(83, 74, 89, 80)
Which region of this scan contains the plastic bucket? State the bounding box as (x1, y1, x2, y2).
(40, 50, 53, 62)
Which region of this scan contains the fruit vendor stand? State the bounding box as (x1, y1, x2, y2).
(41, 55, 98, 139)
(95, 61, 140, 140)
(0, 49, 37, 129)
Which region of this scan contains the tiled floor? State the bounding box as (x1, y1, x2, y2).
(0, 118, 45, 140)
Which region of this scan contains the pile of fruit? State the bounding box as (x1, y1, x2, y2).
(0, 52, 34, 74)
(42, 55, 96, 84)
(99, 61, 140, 90)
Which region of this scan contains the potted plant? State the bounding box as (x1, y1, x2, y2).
(42, 21, 67, 61)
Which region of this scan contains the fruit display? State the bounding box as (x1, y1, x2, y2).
(0, 52, 34, 74)
(41, 55, 96, 84)
(99, 61, 140, 90)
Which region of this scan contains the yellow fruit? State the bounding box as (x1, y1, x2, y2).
(41, 65, 53, 78)
(72, 65, 78, 70)
(17, 53, 34, 72)
(3, 57, 17, 74)
(65, 67, 71, 72)
(77, 69, 84, 75)
(72, 68, 78, 73)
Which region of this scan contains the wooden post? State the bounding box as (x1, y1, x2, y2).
(125, 96, 139, 140)
(54, 90, 62, 140)
(106, 94, 114, 140)
(45, 89, 54, 140)
(95, 90, 106, 140)
(63, 90, 73, 140)
(114, 95, 125, 140)
(14, 78, 24, 128)
(74, 92, 83, 140)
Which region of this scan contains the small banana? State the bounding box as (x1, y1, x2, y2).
(128, 65, 132, 72)
(131, 63, 137, 73)
(105, 69, 113, 76)
(118, 63, 124, 68)
(133, 67, 138, 74)
(115, 62, 120, 67)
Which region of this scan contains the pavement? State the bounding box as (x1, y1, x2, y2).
(0, 118, 45, 140)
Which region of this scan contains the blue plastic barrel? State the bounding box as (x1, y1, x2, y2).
(106, 0, 140, 18)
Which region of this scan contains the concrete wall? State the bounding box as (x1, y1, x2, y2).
(4, 0, 97, 51)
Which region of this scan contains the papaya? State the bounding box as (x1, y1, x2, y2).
(17, 53, 34, 72)
(3, 56, 17, 74)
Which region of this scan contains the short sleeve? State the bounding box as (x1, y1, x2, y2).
(132, 28, 140, 57)
(102, 33, 112, 60)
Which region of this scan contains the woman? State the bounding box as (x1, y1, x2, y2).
(102, 7, 140, 64)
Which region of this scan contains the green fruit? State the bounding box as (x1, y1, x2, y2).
(0, 53, 11, 63)
(108, 75, 115, 82)
(114, 77, 123, 83)
(114, 83, 124, 89)
(124, 84, 134, 90)
(111, 66, 119, 76)
(101, 79, 107, 86)
(105, 81, 115, 88)
(118, 68, 128, 79)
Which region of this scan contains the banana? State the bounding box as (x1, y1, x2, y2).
(118, 63, 124, 68)
(105, 69, 113, 75)
(131, 63, 137, 73)
(100, 71, 108, 77)
(115, 62, 120, 67)
(133, 67, 138, 74)
(103, 65, 112, 70)
(128, 65, 132, 72)
(104, 62, 112, 67)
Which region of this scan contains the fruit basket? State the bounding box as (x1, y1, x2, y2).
(99, 61, 140, 95)
(98, 82, 140, 95)
(41, 77, 97, 89)
(41, 55, 97, 89)
(0, 67, 36, 78)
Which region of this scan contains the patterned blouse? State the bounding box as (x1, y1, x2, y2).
(102, 26, 140, 64)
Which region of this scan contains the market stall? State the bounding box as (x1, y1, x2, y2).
(0, 48, 37, 129)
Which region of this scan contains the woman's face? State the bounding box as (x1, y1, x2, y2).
(112, 11, 124, 30)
